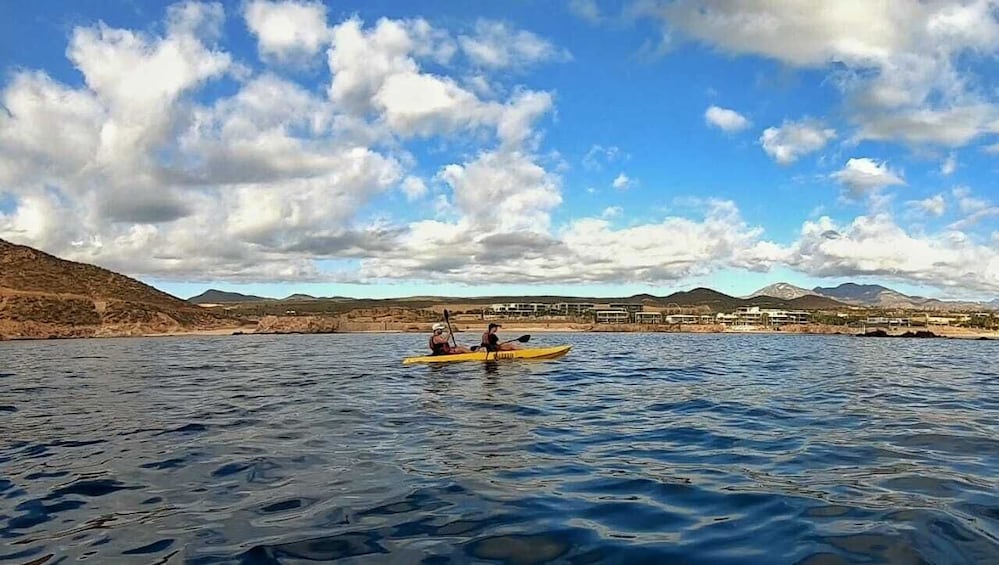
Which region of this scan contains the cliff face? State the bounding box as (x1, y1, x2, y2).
(0, 239, 241, 339)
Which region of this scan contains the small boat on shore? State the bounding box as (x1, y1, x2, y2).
(402, 345, 571, 364)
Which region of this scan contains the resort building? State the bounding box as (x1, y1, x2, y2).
(718, 307, 810, 327)
(609, 303, 644, 314)
(489, 303, 549, 316)
(665, 314, 700, 324)
(633, 312, 662, 324)
(595, 310, 630, 323)
(551, 303, 596, 316)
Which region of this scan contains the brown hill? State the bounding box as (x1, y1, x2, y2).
(0, 238, 241, 339)
(661, 287, 744, 310)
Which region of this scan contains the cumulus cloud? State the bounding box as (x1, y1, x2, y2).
(244, 0, 330, 63)
(0, 4, 568, 282)
(359, 199, 782, 284)
(760, 119, 837, 164)
(786, 213, 999, 294)
(458, 19, 570, 70)
(4, 0, 998, 299)
(704, 105, 751, 132)
(401, 176, 428, 201)
(612, 172, 634, 190)
(907, 194, 947, 217)
(327, 17, 554, 145)
(601, 206, 623, 218)
(639, 0, 999, 147)
(831, 158, 905, 196)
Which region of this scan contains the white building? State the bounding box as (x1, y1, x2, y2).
(595, 310, 630, 323)
(634, 312, 662, 324)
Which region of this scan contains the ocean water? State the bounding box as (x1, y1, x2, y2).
(1, 332, 997, 564)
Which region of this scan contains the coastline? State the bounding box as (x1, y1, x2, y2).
(4, 323, 996, 342)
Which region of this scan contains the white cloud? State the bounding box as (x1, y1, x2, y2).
(953, 186, 988, 213)
(601, 206, 623, 218)
(831, 158, 905, 195)
(582, 144, 623, 170)
(401, 176, 428, 201)
(760, 119, 837, 164)
(948, 186, 999, 230)
(786, 213, 999, 294)
(612, 172, 634, 190)
(327, 17, 455, 116)
(704, 105, 751, 132)
(358, 199, 781, 284)
(458, 19, 570, 70)
(328, 17, 553, 145)
(853, 105, 999, 147)
(907, 194, 947, 217)
(983, 142, 999, 154)
(569, 0, 603, 23)
(244, 0, 331, 63)
(0, 6, 560, 282)
(640, 0, 999, 147)
(438, 149, 562, 233)
(941, 152, 958, 175)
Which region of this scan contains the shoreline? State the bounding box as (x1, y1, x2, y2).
(3, 324, 997, 342)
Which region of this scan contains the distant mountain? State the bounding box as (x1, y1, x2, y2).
(0, 238, 236, 339)
(749, 282, 816, 300)
(282, 293, 318, 301)
(812, 283, 996, 311)
(188, 289, 270, 304)
(812, 283, 894, 304)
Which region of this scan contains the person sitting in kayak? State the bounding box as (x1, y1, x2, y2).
(481, 323, 518, 352)
(429, 323, 471, 355)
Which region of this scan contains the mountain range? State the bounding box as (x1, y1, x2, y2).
(2, 236, 995, 341)
(749, 282, 998, 311)
(190, 282, 997, 312)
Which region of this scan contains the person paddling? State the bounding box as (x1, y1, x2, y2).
(480, 323, 519, 352)
(429, 323, 471, 355)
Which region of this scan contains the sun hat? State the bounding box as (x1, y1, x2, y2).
(432, 322, 447, 331)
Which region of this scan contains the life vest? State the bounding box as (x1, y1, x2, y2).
(429, 335, 448, 355)
(480, 332, 498, 352)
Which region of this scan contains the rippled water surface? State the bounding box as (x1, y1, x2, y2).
(2, 333, 998, 564)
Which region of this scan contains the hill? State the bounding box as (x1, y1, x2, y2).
(813, 283, 898, 305)
(188, 289, 270, 304)
(749, 282, 816, 300)
(0, 239, 240, 339)
(661, 287, 744, 311)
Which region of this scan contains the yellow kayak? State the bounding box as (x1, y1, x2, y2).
(402, 345, 571, 365)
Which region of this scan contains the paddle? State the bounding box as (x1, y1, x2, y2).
(443, 309, 458, 349)
(471, 334, 531, 352)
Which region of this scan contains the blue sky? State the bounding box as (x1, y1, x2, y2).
(1, 1, 998, 300)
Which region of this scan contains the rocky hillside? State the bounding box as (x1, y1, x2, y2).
(0, 239, 242, 339)
(749, 283, 817, 300)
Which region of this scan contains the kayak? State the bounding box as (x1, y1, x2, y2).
(402, 345, 572, 365)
